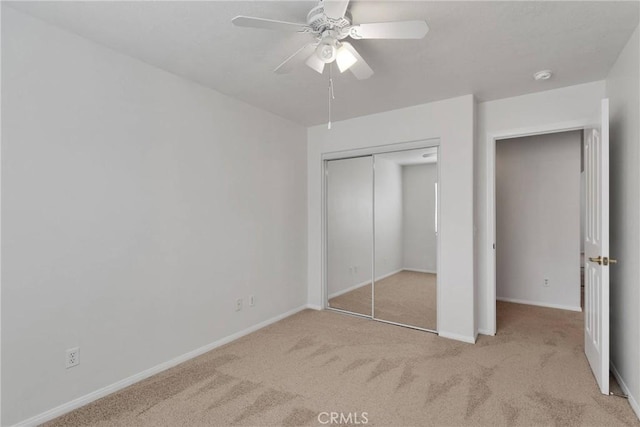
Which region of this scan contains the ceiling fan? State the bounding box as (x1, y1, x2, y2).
(232, 0, 429, 80)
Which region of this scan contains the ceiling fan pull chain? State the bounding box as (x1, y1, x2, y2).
(328, 64, 335, 129)
(327, 81, 332, 130)
(329, 63, 335, 100)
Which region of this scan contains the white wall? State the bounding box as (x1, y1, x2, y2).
(606, 24, 640, 417)
(308, 95, 475, 342)
(475, 81, 607, 334)
(496, 131, 581, 311)
(403, 163, 437, 272)
(326, 157, 373, 297)
(1, 8, 307, 426)
(374, 157, 404, 279)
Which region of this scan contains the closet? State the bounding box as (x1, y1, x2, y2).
(325, 147, 439, 332)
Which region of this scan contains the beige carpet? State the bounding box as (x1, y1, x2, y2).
(46, 302, 639, 426)
(329, 270, 437, 330)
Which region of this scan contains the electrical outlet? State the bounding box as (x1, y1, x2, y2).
(235, 298, 243, 311)
(249, 295, 255, 307)
(544, 278, 550, 287)
(66, 347, 79, 369)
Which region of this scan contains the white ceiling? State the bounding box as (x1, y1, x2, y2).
(7, 1, 639, 126)
(379, 147, 437, 166)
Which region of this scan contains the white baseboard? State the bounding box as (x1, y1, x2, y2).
(306, 304, 323, 310)
(478, 328, 496, 336)
(438, 330, 476, 344)
(610, 362, 640, 421)
(328, 268, 435, 299)
(403, 268, 437, 274)
(497, 297, 582, 312)
(328, 268, 403, 299)
(12, 304, 309, 427)
(328, 281, 369, 299)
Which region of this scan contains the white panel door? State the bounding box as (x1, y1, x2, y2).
(584, 98, 611, 395)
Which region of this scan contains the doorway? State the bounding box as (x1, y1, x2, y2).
(485, 120, 591, 336)
(495, 130, 583, 316)
(486, 99, 611, 395)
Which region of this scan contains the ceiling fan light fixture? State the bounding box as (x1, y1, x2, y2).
(316, 40, 337, 63)
(336, 45, 357, 72)
(306, 53, 326, 74)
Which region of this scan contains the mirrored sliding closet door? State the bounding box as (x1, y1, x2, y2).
(325, 146, 438, 332)
(326, 156, 373, 316)
(373, 148, 438, 331)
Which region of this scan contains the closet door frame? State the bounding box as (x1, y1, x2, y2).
(322, 138, 441, 331)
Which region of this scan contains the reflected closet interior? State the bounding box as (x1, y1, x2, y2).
(326, 147, 439, 332)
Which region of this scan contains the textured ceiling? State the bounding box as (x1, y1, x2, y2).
(6, 1, 639, 126)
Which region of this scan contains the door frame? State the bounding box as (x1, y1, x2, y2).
(321, 138, 441, 333)
(485, 119, 593, 335)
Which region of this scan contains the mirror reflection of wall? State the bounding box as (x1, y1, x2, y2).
(403, 161, 438, 274)
(326, 156, 373, 316)
(374, 148, 438, 331)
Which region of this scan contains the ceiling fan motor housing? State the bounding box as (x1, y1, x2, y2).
(307, 4, 352, 39)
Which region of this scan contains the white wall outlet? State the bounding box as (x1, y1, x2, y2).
(544, 278, 550, 287)
(235, 298, 243, 311)
(249, 295, 255, 307)
(66, 347, 79, 369)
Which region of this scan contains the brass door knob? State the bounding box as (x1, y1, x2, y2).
(589, 256, 603, 265)
(588, 256, 618, 266)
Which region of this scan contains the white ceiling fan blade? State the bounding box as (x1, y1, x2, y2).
(232, 16, 311, 33)
(305, 54, 326, 74)
(340, 42, 373, 80)
(323, 0, 350, 19)
(349, 20, 429, 39)
(274, 43, 317, 74)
